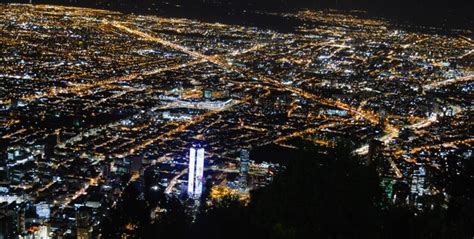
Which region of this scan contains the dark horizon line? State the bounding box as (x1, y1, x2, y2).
(2, 0, 473, 30)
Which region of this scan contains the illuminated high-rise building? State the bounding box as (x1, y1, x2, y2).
(188, 144, 205, 198)
(239, 149, 250, 188)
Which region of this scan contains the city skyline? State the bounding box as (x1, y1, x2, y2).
(0, 2, 472, 238)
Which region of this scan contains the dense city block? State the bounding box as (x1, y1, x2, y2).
(0, 3, 472, 238)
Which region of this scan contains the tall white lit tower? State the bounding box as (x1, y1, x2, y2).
(188, 143, 205, 198)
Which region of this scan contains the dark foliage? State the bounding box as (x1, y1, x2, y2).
(189, 143, 387, 239)
(102, 143, 474, 239)
(185, 143, 474, 239)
